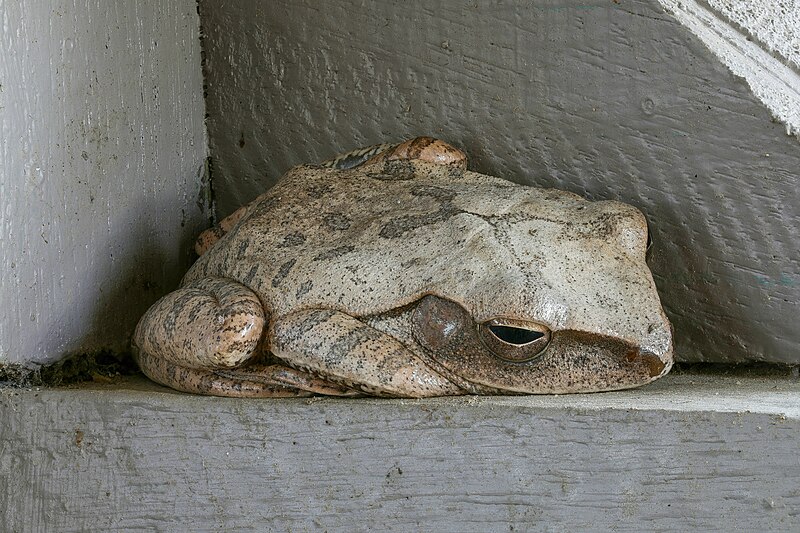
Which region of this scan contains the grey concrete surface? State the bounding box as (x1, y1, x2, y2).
(0, 1, 209, 366)
(1, 370, 798, 531)
(199, 0, 800, 364)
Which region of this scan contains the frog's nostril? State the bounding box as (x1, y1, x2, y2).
(488, 325, 544, 345)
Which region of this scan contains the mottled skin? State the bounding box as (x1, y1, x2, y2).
(133, 137, 673, 397)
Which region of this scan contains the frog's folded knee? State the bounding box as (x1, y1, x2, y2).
(133, 277, 266, 371)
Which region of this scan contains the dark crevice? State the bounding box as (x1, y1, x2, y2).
(0, 350, 139, 388)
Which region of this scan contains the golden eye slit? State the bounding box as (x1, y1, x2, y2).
(479, 319, 551, 363)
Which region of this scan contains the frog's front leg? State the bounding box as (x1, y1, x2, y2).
(272, 309, 464, 398)
(133, 277, 357, 397)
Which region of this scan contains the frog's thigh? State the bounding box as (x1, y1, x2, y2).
(272, 309, 464, 398)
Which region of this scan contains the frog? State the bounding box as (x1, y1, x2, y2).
(132, 136, 673, 398)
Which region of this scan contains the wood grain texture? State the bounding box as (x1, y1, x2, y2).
(0, 0, 208, 365)
(1, 372, 798, 531)
(199, 0, 800, 363)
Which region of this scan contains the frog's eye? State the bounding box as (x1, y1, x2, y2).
(479, 319, 551, 363)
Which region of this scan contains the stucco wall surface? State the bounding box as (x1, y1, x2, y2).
(200, 0, 800, 364)
(0, 0, 209, 366)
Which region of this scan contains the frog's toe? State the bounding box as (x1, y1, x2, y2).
(194, 226, 225, 256)
(133, 277, 266, 391)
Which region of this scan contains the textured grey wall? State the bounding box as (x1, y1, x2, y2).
(659, 0, 800, 137)
(0, 1, 208, 365)
(200, 0, 799, 364)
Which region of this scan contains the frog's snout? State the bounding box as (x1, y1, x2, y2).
(625, 347, 671, 378)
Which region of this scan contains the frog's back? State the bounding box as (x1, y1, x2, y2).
(183, 160, 656, 344)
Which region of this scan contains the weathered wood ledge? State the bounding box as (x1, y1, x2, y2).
(2, 369, 798, 531)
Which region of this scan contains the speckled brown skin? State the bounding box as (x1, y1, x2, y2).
(272, 309, 463, 397)
(194, 137, 468, 256)
(360, 137, 468, 169)
(195, 207, 248, 256)
(133, 137, 673, 398)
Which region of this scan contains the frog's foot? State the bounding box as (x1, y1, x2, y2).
(272, 309, 465, 398)
(321, 137, 468, 171)
(363, 136, 468, 170)
(195, 226, 225, 256)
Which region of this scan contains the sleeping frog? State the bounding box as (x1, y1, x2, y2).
(133, 137, 673, 397)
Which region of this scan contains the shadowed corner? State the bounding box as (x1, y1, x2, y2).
(1, 194, 209, 388)
(87, 196, 203, 367)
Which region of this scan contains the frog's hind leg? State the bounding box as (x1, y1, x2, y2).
(133, 276, 355, 397)
(134, 351, 359, 397)
(320, 142, 397, 170)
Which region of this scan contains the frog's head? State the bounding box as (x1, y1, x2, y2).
(406, 196, 673, 394)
